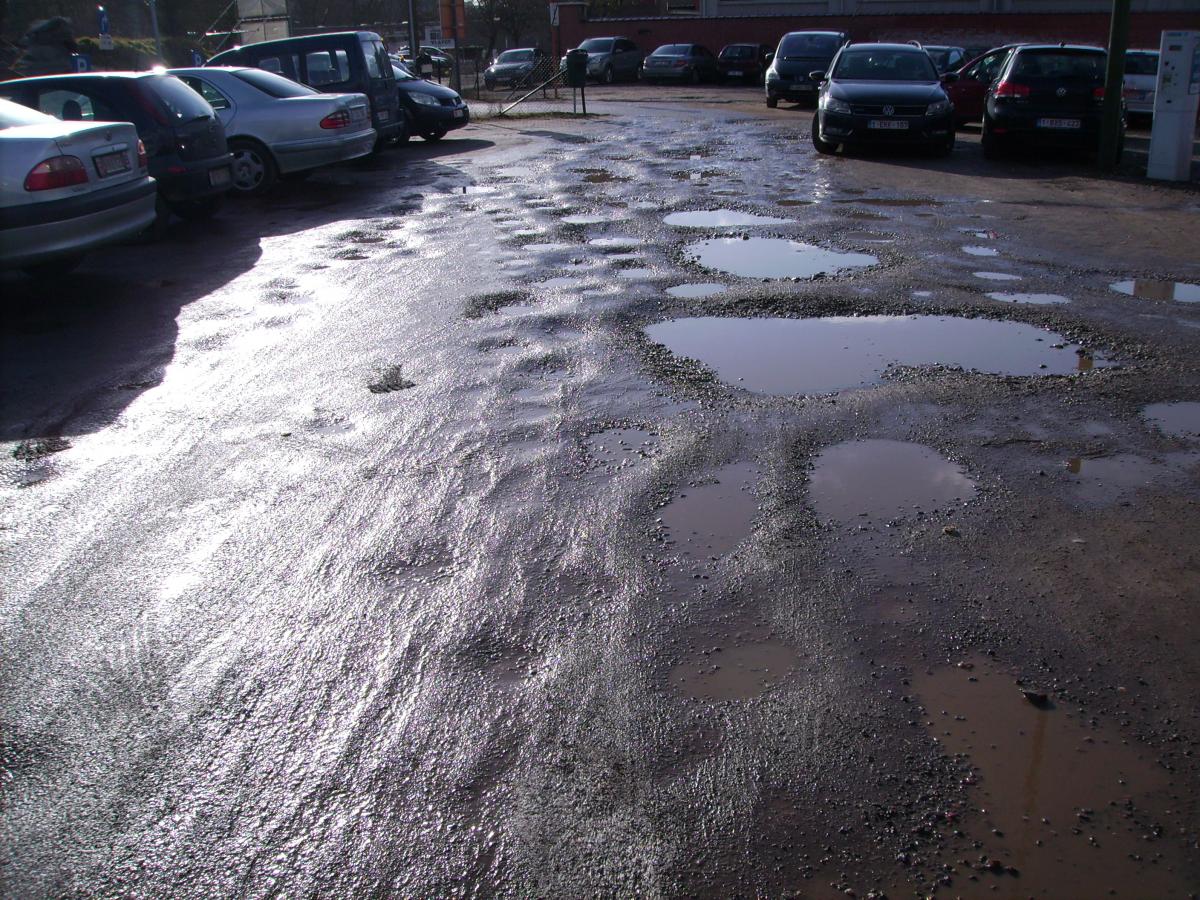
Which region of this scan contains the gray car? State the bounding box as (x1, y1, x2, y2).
(560, 37, 645, 84)
(169, 66, 376, 195)
(0, 98, 156, 275)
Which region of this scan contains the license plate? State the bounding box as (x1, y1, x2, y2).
(95, 150, 130, 177)
(1037, 118, 1081, 129)
(350, 107, 367, 122)
(728, 70, 743, 76)
(868, 119, 909, 130)
(453, 109, 465, 118)
(209, 166, 231, 187)
(377, 109, 390, 121)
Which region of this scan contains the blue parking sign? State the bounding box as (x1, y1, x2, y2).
(97, 6, 110, 35)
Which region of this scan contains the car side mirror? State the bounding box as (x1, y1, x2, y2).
(765, 51, 774, 64)
(809, 70, 826, 82)
(940, 71, 959, 83)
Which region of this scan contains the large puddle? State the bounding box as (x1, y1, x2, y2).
(916, 658, 1192, 897)
(666, 283, 727, 299)
(809, 440, 974, 524)
(644, 316, 1107, 395)
(1142, 401, 1200, 439)
(659, 462, 759, 559)
(683, 238, 876, 280)
(1110, 279, 1200, 303)
(1064, 452, 1199, 503)
(664, 210, 791, 228)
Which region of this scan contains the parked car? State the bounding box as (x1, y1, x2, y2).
(641, 44, 719, 84)
(765, 31, 847, 108)
(1123, 48, 1159, 120)
(208, 32, 402, 146)
(398, 46, 453, 78)
(0, 71, 232, 223)
(924, 45, 967, 74)
(483, 48, 547, 91)
(389, 60, 469, 141)
(812, 42, 957, 156)
(982, 44, 1120, 159)
(169, 66, 375, 195)
(717, 43, 772, 84)
(945, 44, 1019, 126)
(0, 98, 156, 275)
(559, 37, 644, 84)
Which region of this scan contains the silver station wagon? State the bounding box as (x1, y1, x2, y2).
(169, 66, 376, 195)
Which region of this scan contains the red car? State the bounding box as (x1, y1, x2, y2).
(945, 44, 1019, 126)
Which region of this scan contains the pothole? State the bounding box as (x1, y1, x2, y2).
(659, 462, 759, 559)
(974, 271, 1022, 281)
(986, 292, 1069, 305)
(915, 657, 1192, 897)
(664, 210, 791, 228)
(1062, 452, 1199, 503)
(665, 283, 727, 299)
(644, 316, 1108, 395)
(1142, 401, 1200, 439)
(962, 245, 1000, 257)
(683, 238, 876, 280)
(1110, 279, 1200, 303)
(833, 197, 942, 207)
(667, 642, 799, 701)
(809, 440, 974, 525)
(561, 214, 608, 225)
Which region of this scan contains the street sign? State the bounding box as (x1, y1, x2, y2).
(99, 33, 114, 51)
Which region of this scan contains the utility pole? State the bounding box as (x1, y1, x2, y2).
(147, 0, 163, 60)
(1098, 0, 1131, 171)
(407, 0, 419, 61)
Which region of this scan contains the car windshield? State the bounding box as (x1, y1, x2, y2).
(497, 50, 534, 63)
(778, 34, 840, 58)
(1013, 50, 1106, 81)
(721, 46, 754, 59)
(1124, 52, 1159, 76)
(144, 74, 215, 120)
(233, 68, 318, 98)
(578, 39, 614, 53)
(832, 49, 939, 81)
(0, 98, 54, 127)
(653, 45, 690, 57)
(391, 63, 418, 81)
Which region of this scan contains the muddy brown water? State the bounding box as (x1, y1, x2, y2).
(663, 210, 791, 228)
(668, 640, 799, 701)
(1142, 401, 1200, 439)
(683, 238, 876, 280)
(916, 658, 1194, 898)
(1063, 452, 1200, 503)
(809, 440, 974, 524)
(644, 316, 1108, 396)
(1110, 279, 1200, 303)
(660, 461, 760, 560)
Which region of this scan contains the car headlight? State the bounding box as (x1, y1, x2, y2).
(410, 92, 440, 106)
(820, 95, 851, 114)
(926, 99, 952, 116)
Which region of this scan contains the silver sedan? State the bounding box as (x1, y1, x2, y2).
(168, 66, 376, 195)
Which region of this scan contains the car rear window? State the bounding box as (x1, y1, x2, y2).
(497, 50, 534, 63)
(721, 46, 753, 59)
(0, 99, 54, 127)
(233, 68, 317, 97)
(654, 45, 690, 56)
(833, 49, 938, 81)
(1124, 52, 1159, 76)
(778, 34, 840, 58)
(142, 75, 214, 120)
(1012, 50, 1106, 80)
(361, 39, 391, 80)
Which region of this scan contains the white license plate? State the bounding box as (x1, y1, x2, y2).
(453, 109, 465, 118)
(377, 109, 390, 121)
(95, 151, 130, 177)
(868, 119, 909, 130)
(209, 166, 231, 187)
(728, 70, 743, 76)
(1037, 117, 1081, 129)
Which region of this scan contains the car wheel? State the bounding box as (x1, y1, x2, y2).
(422, 127, 447, 142)
(689, 67, 700, 85)
(981, 117, 1002, 160)
(22, 254, 85, 279)
(811, 113, 837, 154)
(766, 95, 778, 109)
(168, 195, 224, 221)
(229, 138, 278, 195)
(603, 65, 614, 84)
(393, 113, 413, 145)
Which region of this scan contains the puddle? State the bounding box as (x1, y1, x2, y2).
(962, 245, 1000, 257)
(776, 199, 815, 207)
(845, 210, 887, 220)
(916, 658, 1192, 898)
(666, 283, 727, 299)
(588, 237, 639, 250)
(644, 316, 1107, 395)
(659, 462, 759, 559)
(575, 169, 628, 184)
(809, 440, 973, 525)
(1142, 401, 1200, 439)
(668, 642, 798, 701)
(663, 210, 791, 228)
(617, 267, 656, 280)
(833, 197, 942, 207)
(683, 238, 876, 280)
(986, 292, 1069, 305)
(974, 271, 1022, 282)
(539, 276, 586, 290)
(841, 231, 894, 244)
(523, 242, 573, 252)
(1110, 279, 1200, 303)
(1063, 452, 1198, 503)
(561, 214, 607, 226)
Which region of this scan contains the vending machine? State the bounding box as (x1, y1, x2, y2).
(1147, 30, 1200, 181)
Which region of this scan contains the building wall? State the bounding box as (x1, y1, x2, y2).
(552, 2, 1199, 56)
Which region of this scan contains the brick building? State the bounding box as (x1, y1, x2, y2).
(550, 0, 1200, 58)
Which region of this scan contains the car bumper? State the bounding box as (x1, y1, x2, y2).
(768, 81, 818, 101)
(410, 104, 470, 131)
(156, 154, 234, 202)
(0, 176, 157, 268)
(819, 110, 955, 145)
(644, 68, 693, 81)
(987, 108, 1104, 145)
(273, 127, 378, 173)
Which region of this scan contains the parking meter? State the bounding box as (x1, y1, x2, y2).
(417, 52, 434, 79)
(1147, 30, 1200, 181)
(565, 49, 588, 88)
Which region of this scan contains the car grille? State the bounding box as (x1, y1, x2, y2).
(850, 104, 926, 116)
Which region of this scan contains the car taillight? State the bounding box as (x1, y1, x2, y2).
(993, 80, 1030, 99)
(673, 60, 687, 68)
(136, 139, 148, 169)
(24, 155, 88, 191)
(1093, 86, 1105, 100)
(320, 110, 351, 129)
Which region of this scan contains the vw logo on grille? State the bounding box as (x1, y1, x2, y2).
(1056, 87, 1067, 97)
(882, 104, 895, 116)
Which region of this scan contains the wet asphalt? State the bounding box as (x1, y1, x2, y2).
(3, 87, 1200, 898)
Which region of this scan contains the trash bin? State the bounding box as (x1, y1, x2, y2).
(565, 49, 588, 88)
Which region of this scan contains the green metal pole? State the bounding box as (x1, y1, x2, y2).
(1098, 0, 1131, 171)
